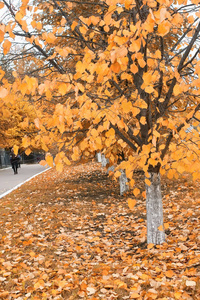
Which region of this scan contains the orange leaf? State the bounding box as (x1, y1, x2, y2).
(165, 270, 175, 278)
(0, 292, 9, 298)
(133, 187, 140, 197)
(145, 178, 151, 186)
(29, 251, 35, 257)
(3, 39, 11, 55)
(40, 160, 47, 166)
(127, 198, 136, 210)
(34, 279, 45, 290)
(147, 243, 154, 249)
(158, 225, 164, 231)
(15, 11, 23, 22)
(46, 154, 54, 167)
(129, 39, 141, 52)
(130, 63, 138, 74)
(111, 61, 121, 73)
(25, 148, 32, 156)
(56, 163, 63, 173)
(173, 84, 182, 96)
(140, 116, 146, 125)
(138, 58, 146, 68)
(114, 170, 122, 178)
(164, 223, 169, 230)
(13, 145, 19, 155)
(0, 87, 8, 98)
(130, 292, 140, 299)
(174, 292, 182, 299)
(158, 20, 171, 37)
(76, 61, 85, 73)
(145, 86, 154, 94)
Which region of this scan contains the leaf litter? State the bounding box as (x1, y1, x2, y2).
(0, 161, 199, 299)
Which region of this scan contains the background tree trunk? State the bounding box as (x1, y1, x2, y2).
(146, 172, 165, 244)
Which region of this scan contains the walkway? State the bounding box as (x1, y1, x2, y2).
(0, 164, 49, 198)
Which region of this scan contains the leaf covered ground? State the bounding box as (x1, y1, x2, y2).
(0, 161, 199, 300)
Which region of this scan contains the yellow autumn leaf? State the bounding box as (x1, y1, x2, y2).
(36, 22, 42, 30)
(91, 128, 98, 137)
(105, 128, 115, 137)
(127, 198, 136, 210)
(63, 157, 71, 165)
(158, 225, 164, 231)
(130, 292, 140, 299)
(76, 61, 85, 73)
(145, 178, 151, 186)
(46, 154, 54, 167)
(125, 0, 133, 9)
(40, 160, 47, 166)
(155, 49, 161, 59)
(173, 84, 182, 96)
(129, 38, 141, 52)
(0, 87, 8, 98)
(3, 39, 12, 55)
(114, 170, 121, 178)
(58, 83, 68, 95)
(140, 116, 146, 125)
(90, 15, 100, 25)
(145, 86, 154, 94)
(13, 145, 19, 155)
(22, 137, 30, 148)
(25, 148, 32, 156)
(133, 187, 140, 197)
(165, 270, 175, 278)
(34, 279, 45, 290)
(147, 243, 154, 249)
(122, 101, 132, 113)
(15, 11, 23, 22)
(138, 58, 146, 68)
(132, 107, 140, 116)
(56, 162, 63, 172)
(157, 20, 171, 37)
(130, 63, 138, 74)
(167, 169, 175, 179)
(29, 251, 35, 257)
(174, 292, 182, 299)
(0, 29, 4, 43)
(111, 61, 121, 73)
(31, 20, 37, 28)
(164, 223, 169, 230)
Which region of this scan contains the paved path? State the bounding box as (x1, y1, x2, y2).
(0, 164, 49, 199)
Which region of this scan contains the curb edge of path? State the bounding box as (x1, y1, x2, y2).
(0, 167, 51, 200)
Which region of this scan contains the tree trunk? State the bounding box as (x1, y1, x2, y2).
(145, 172, 165, 244)
(96, 152, 102, 163)
(119, 169, 129, 196)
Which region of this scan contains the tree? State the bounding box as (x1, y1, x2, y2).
(0, 0, 200, 244)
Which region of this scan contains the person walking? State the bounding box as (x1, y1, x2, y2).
(10, 152, 20, 175)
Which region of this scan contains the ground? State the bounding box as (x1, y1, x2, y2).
(0, 161, 199, 299)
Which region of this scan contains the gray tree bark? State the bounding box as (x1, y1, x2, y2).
(101, 154, 109, 167)
(119, 169, 129, 196)
(145, 172, 165, 244)
(96, 152, 102, 163)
